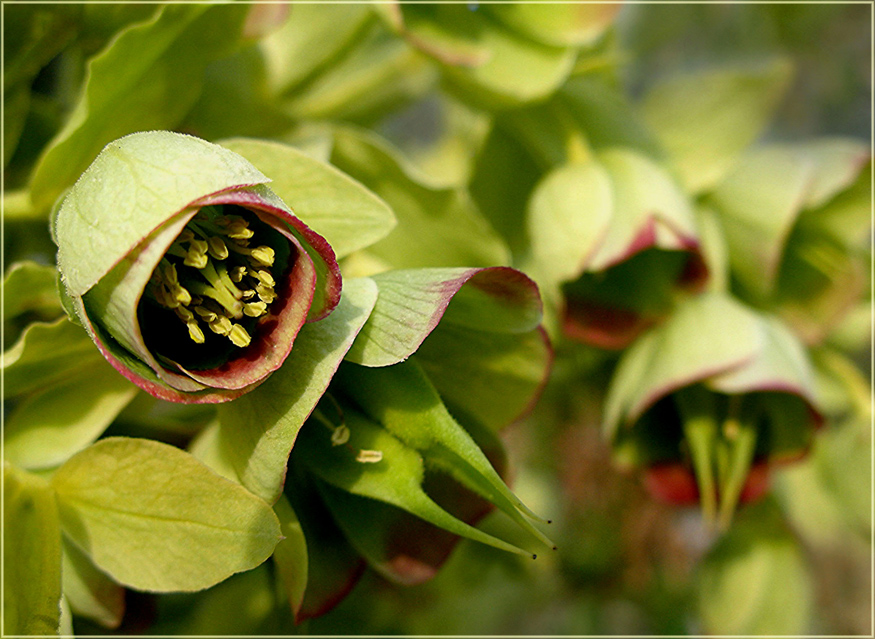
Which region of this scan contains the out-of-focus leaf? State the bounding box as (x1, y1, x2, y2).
(3, 463, 63, 636)
(698, 500, 813, 635)
(386, 3, 577, 108)
(640, 59, 794, 194)
(61, 536, 124, 629)
(51, 438, 282, 592)
(3, 4, 79, 90)
(219, 137, 396, 259)
(283, 20, 436, 125)
(4, 359, 137, 470)
(485, 2, 620, 48)
(181, 45, 294, 141)
(261, 3, 372, 95)
(378, 93, 491, 188)
(29, 3, 251, 213)
(330, 127, 509, 269)
(3, 317, 101, 397)
(272, 495, 309, 618)
(345, 267, 541, 367)
(2, 260, 63, 322)
(201, 277, 378, 503)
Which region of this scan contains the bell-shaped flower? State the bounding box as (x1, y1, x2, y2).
(603, 292, 822, 529)
(54, 131, 341, 403)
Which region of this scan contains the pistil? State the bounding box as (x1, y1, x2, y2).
(144, 206, 281, 350)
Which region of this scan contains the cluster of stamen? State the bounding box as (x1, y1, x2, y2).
(146, 207, 279, 349)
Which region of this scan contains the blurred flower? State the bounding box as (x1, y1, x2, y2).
(603, 292, 822, 529)
(54, 131, 340, 403)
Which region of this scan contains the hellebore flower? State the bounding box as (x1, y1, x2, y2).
(54, 131, 341, 403)
(603, 292, 822, 529)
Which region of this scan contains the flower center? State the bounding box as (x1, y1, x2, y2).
(142, 206, 282, 358)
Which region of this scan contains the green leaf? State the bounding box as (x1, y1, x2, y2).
(3, 464, 63, 636)
(30, 3, 251, 213)
(282, 20, 437, 124)
(298, 407, 534, 580)
(260, 3, 372, 95)
(2, 260, 62, 322)
(330, 126, 510, 269)
(51, 437, 282, 592)
(334, 359, 552, 550)
(639, 58, 794, 194)
(4, 359, 137, 470)
(218, 137, 396, 259)
(3, 317, 102, 397)
(415, 324, 551, 432)
(346, 267, 540, 368)
(485, 2, 619, 47)
(271, 495, 309, 618)
(53, 130, 268, 299)
(201, 277, 378, 503)
(390, 4, 577, 108)
(61, 536, 124, 629)
(698, 500, 813, 635)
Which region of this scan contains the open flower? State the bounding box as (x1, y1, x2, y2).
(54, 131, 341, 403)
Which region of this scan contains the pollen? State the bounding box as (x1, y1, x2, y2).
(144, 206, 282, 350)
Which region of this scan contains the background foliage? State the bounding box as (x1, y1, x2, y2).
(3, 2, 872, 636)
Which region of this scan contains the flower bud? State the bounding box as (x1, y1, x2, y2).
(54, 131, 341, 403)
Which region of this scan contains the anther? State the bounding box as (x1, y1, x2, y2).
(244, 301, 268, 317)
(207, 236, 229, 260)
(228, 324, 251, 348)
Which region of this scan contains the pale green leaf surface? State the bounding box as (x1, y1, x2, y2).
(51, 438, 282, 592)
(486, 2, 619, 47)
(261, 3, 371, 95)
(640, 59, 794, 194)
(698, 502, 813, 635)
(219, 137, 396, 259)
(4, 359, 137, 470)
(3, 317, 102, 397)
(526, 161, 613, 288)
(587, 148, 697, 272)
(54, 130, 267, 298)
(61, 536, 124, 629)
(30, 4, 251, 213)
(330, 127, 509, 269)
(603, 293, 761, 438)
(398, 4, 575, 107)
(207, 277, 378, 503)
(416, 324, 551, 431)
(2, 260, 62, 321)
(345, 267, 540, 368)
(3, 464, 63, 636)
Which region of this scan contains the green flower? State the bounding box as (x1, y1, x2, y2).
(54, 131, 341, 403)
